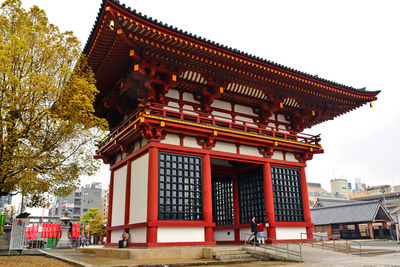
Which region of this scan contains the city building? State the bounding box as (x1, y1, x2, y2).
(0, 195, 12, 210)
(330, 179, 351, 199)
(102, 189, 109, 222)
(48, 182, 103, 220)
(307, 183, 346, 208)
(87, 0, 379, 247)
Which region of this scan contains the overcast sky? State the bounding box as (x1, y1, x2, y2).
(19, 0, 400, 194)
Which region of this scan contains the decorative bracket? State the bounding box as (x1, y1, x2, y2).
(258, 145, 275, 158)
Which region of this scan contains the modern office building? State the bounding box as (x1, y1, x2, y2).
(48, 182, 103, 220)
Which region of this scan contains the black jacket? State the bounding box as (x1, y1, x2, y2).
(250, 220, 258, 233)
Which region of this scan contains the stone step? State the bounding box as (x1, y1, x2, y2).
(213, 249, 248, 257)
(215, 253, 254, 260)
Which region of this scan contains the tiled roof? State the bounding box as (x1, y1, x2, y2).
(314, 198, 364, 208)
(311, 200, 392, 225)
(84, 0, 379, 95)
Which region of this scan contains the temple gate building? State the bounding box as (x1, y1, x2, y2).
(85, 0, 379, 247)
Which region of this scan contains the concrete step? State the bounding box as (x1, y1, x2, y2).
(213, 249, 248, 257)
(215, 253, 254, 260)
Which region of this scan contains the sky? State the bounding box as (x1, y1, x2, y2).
(17, 0, 400, 198)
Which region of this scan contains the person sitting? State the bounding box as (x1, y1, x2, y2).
(118, 230, 130, 248)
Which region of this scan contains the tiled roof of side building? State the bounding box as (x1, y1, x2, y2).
(84, 0, 380, 96)
(314, 198, 365, 208)
(311, 200, 392, 225)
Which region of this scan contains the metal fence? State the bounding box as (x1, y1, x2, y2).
(241, 233, 302, 261)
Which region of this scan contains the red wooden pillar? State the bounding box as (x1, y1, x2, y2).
(147, 147, 159, 246)
(300, 166, 313, 238)
(106, 170, 114, 244)
(124, 160, 132, 226)
(232, 173, 240, 242)
(203, 153, 214, 244)
(263, 162, 276, 241)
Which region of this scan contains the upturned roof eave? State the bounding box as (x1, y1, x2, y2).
(83, 0, 380, 98)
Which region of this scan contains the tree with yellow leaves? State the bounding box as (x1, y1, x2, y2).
(0, 0, 107, 207)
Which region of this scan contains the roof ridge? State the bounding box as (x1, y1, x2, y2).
(312, 200, 380, 210)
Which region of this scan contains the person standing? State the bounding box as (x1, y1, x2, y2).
(250, 216, 258, 245)
(257, 222, 265, 244)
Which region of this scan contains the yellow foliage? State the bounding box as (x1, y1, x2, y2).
(0, 0, 108, 207)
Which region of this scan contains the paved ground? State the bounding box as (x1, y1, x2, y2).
(32, 240, 400, 267)
(0, 255, 75, 267)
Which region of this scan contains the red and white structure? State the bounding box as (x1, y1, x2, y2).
(85, 0, 379, 247)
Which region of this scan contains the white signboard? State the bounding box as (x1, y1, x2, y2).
(10, 218, 28, 250)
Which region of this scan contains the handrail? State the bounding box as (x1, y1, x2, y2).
(300, 232, 362, 256)
(97, 102, 322, 151)
(241, 233, 302, 261)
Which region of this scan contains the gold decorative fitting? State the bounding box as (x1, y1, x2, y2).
(172, 75, 177, 81)
(134, 64, 139, 71)
(280, 102, 284, 108)
(140, 117, 145, 123)
(160, 121, 165, 127)
(312, 110, 315, 116)
(213, 131, 218, 136)
(117, 29, 122, 35)
(219, 87, 224, 93)
(274, 141, 278, 146)
(129, 50, 135, 56)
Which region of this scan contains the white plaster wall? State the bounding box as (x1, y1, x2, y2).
(286, 153, 298, 162)
(166, 89, 179, 99)
(240, 145, 260, 157)
(213, 141, 236, 154)
(131, 227, 147, 243)
(160, 133, 180, 146)
(211, 99, 231, 110)
(235, 104, 256, 116)
(112, 165, 127, 226)
(235, 115, 253, 123)
(111, 229, 123, 243)
(183, 136, 202, 149)
(157, 227, 205, 243)
(129, 153, 149, 224)
(133, 141, 140, 152)
(276, 227, 306, 240)
(277, 114, 289, 123)
(213, 229, 235, 241)
(271, 150, 284, 160)
(212, 110, 231, 122)
(239, 228, 252, 241)
(278, 124, 290, 134)
(164, 101, 180, 112)
(183, 104, 197, 116)
(141, 138, 149, 147)
(183, 92, 199, 103)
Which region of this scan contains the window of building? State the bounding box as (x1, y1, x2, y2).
(73, 207, 80, 214)
(238, 167, 265, 224)
(271, 166, 304, 222)
(84, 191, 89, 196)
(75, 192, 81, 197)
(158, 152, 203, 221)
(83, 209, 88, 213)
(74, 199, 81, 206)
(212, 176, 234, 226)
(94, 192, 100, 196)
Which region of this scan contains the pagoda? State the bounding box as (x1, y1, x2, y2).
(85, 0, 379, 247)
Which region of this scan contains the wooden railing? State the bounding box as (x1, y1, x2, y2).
(97, 102, 321, 151)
